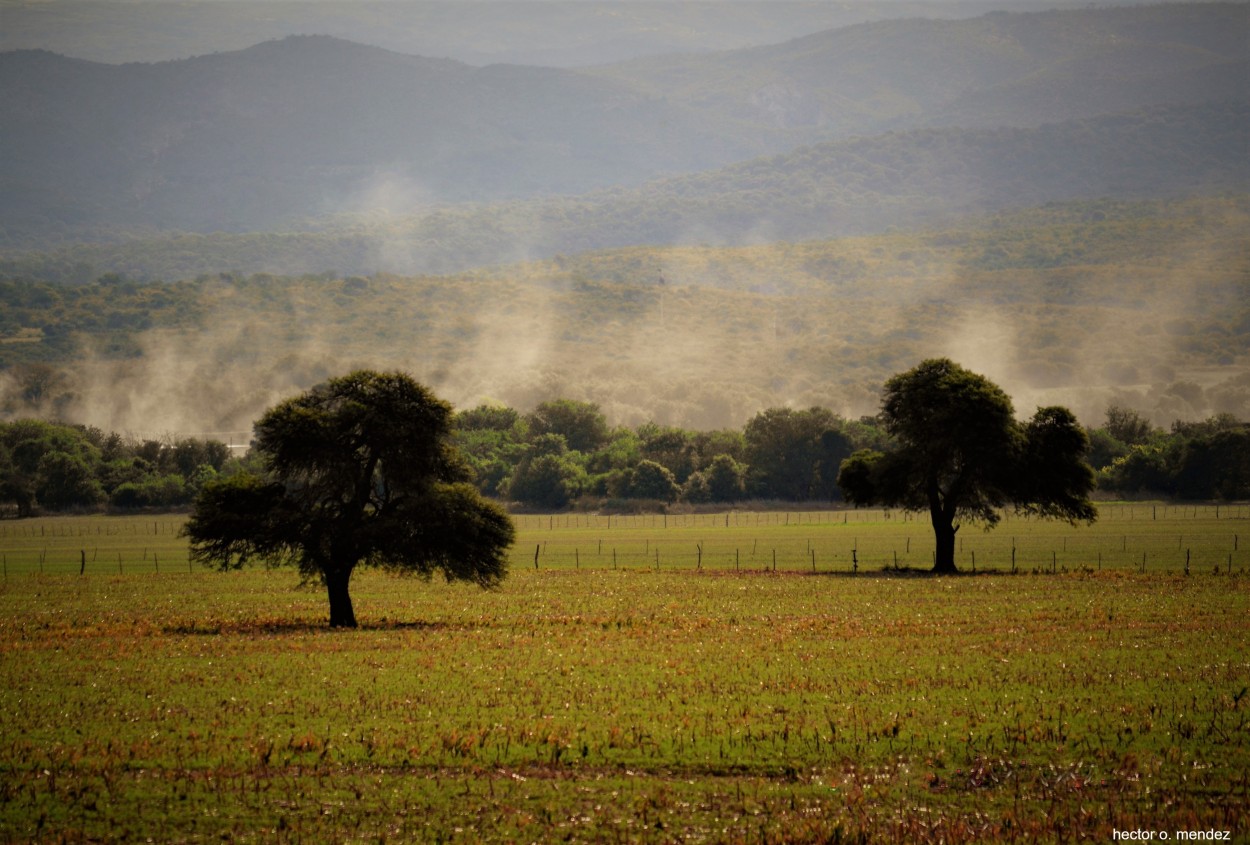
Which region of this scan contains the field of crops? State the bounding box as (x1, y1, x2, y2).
(1, 506, 1248, 843)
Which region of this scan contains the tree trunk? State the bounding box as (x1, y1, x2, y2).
(926, 479, 960, 574)
(931, 519, 959, 574)
(929, 499, 959, 574)
(325, 567, 357, 628)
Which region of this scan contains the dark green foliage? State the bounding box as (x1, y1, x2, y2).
(1084, 428, 1130, 474)
(743, 407, 851, 501)
(626, 460, 680, 503)
(703, 454, 748, 502)
(502, 436, 585, 508)
(183, 371, 515, 627)
(637, 423, 698, 484)
(0, 419, 106, 516)
(1104, 405, 1157, 447)
(1016, 407, 1098, 523)
(33, 450, 104, 511)
(1173, 429, 1250, 500)
(108, 474, 190, 509)
(455, 404, 521, 433)
(1101, 418, 1250, 500)
(838, 359, 1097, 573)
(526, 400, 609, 454)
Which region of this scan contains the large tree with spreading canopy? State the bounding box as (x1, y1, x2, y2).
(837, 359, 1096, 573)
(183, 371, 515, 627)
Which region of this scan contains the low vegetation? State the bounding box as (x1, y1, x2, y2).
(2, 389, 1247, 521)
(0, 510, 1246, 842)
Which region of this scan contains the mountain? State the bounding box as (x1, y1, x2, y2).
(0, 0, 1172, 68)
(0, 35, 751, 238)
(592, 3, 1249, 138)
(1, 3, 1246, 247)
(7, 99, 1245, 281)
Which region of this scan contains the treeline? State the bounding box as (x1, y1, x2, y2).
(0, 420, 233, 517)
(452, 401, 885, 510)
(460, 401, 1250, 508)
(1091, 407, 1250, 501)
(2, 400, 1247, 517)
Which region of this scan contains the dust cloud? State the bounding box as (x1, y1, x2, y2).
(3, 210, 1247, 441)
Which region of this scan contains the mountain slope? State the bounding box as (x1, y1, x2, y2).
(4, 196, 1248, 434)
(1, 3, 1246, 245)
(7, 99, 1243, 280)
(593, 3, 1249, 137)
(0, 36, 751, 235)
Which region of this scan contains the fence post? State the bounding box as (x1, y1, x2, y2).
(80, 550, 85, 575)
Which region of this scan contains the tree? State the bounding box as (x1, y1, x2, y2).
(0, 420, 103, 516)
(507, 453, 585, 508)
(704, 454, 747, 502)
(183, 371, 515, 628)
(837, 359, 1096, 573)
(743, 407, 847, 500)
(526, 399, 609, 454)
(1173, 427, 1250, 500)
(1104, 405, 1155, 446)
(628, 460, 680, 502)
(638, 423, 697, 483)
(36, 451, 106, 510)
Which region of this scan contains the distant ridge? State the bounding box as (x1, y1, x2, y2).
(5, 100, 1246, 280)
(1, 3, 1246, 247)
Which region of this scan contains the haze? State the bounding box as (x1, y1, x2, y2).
(0, 0, 1246, 438)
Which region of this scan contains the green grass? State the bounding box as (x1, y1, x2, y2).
(3, 504, 1247, 577)
(1, 508, 1248, 842)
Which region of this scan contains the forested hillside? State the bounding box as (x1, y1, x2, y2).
(0, 37, 746, 237)
(593, 3, 1249, 135)
(5, 100, 1246, 277)
(3, 197, 1247, 437)
(1, 3, 1244, 247)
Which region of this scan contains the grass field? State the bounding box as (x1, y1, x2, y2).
(1, 507, 1248, 843)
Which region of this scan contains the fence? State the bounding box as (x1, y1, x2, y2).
(1, 506, 1247, 577)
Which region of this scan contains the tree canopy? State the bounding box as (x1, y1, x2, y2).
(182, 371, 515, 627)
(837, 359, 1097, 573)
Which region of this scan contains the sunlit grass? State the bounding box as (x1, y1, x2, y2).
(1, 509, 1248, 842)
